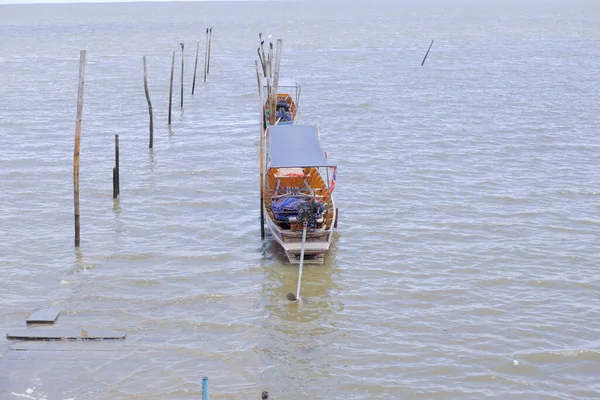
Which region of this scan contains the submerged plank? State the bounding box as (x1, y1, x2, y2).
(6, 329, 126, 341)
(26, 307, 61, 324)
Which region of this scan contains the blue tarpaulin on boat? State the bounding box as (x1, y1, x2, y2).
(267, 125, 333, 168)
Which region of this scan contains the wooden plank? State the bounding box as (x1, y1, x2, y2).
(7, 329, 126, 341)
(26, 307, 61, 324)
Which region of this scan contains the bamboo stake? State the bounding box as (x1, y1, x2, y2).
(257, 47, 265, 78)
(268, 42, 276, 125)
(192, 40, 200, 95)
(271, 39, 282, 124)
(256, 60, 265, 239)
(421, 39, 434, 66)
(259, 33, 267, 77)
(203, 28, 209, 83)
(113, 134, 120, 198)
(168, 51, 174, 126)
(73, 50, 86, 248)
(143, 56, 154, 148)
(113, 167, 117, 199)
(207, 27, 213, 75)
(180, 43, 184, 107)
(268, 42, 273, 80)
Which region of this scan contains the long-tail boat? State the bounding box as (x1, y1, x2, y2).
(263, 76, 301, 125)
(262, 124, 337, 263)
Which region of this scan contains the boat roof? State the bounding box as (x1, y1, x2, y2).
(268, 125, 334, 168)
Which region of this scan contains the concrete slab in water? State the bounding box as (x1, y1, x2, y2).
(6, 329, 126, 341)
(26, 307, 61, 324)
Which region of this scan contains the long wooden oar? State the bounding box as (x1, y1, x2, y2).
(287, 223, 308, 304)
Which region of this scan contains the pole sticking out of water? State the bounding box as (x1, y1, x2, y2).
(168, 51, 175, 126)
(259, 33, 267, 77)
(203, 28, 209, 83)
(207, 27, 213, 75)
(287, 223, 308, 305)
(202, 376, 209, 400)
(180, 43, 184, 108)
(192, 40, 200, 95)
(143, 56, 154, 148)
(271, 38, 282, 124)
(421, 39, 434, 66)
(73, 49, 86, 248)
(256, 60, 265, 239)
(113, 134, 120, 199)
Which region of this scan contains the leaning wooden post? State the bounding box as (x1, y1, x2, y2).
(268, 42, 277, 125)
(421, 39, 434, 66)
(168, 52, 175, 126)
(180, 43, 184, 108)
(207, 27, 213, 75)
(143, 56, 154, 148)
(203, 28, 209, 83)
(271, 38, 282, 124)
(113, 134, 120, 199)
(192, 40, 200, 95)
(268, 42, 273, 80)
(259, 33, 267, 77)
(73, 50, 86, 248)
(256, 60, 265, 239)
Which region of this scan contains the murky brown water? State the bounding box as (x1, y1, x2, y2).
(1, 0, 600, 398)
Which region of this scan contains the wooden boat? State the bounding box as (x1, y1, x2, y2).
(263, 76, 301, 125)
(262, 125, 337, 263)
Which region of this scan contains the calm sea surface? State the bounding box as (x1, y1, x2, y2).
(1, 0, 599, 399)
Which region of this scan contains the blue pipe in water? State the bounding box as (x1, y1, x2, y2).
(202, 376, 209, 400)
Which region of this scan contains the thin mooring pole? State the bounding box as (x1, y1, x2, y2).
(207, 27, 213, 75)
(259, 33, 267, 77)
(268, 42, 276, 125)
(113, 134, 120, 199)
(192, 40, 200, 95)
(74, 49, 86, 248)
(256, 60, 265, 239)
(180, 43, 184, 108)
(271, 39, 282, 124)
(168, 51, 175, 126)
(421, 40, 434, 66)
(143, 56, 154, 148)
(268, 42, 273, 80)
(203, 28, 209, 83)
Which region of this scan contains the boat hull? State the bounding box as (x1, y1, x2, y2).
(264, 200, 336, 264)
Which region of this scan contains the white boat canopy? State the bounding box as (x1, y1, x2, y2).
(267, 125, 334, 168)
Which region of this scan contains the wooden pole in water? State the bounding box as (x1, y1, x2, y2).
(271, 39, 282, 124)
(207, 27, 213, 75)
(168, 51, 174, 126)
(180, 43, 184, 107)
(257, 47, 265, 78)
(192, 40, 200, 95)
(421, 39, 434, 66)
(268, 42, 277, 125)
(113, 134, 120, 199)
(143, 56, 154, 148)
(203, 28, 209, 83)
(268, 42, 273, 80)
(73, 49, 86, 248)
(259, 33, 267, 77)
(256, 60, 265, 239)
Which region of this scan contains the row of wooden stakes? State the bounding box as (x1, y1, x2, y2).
(72, 29, 214, 247)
